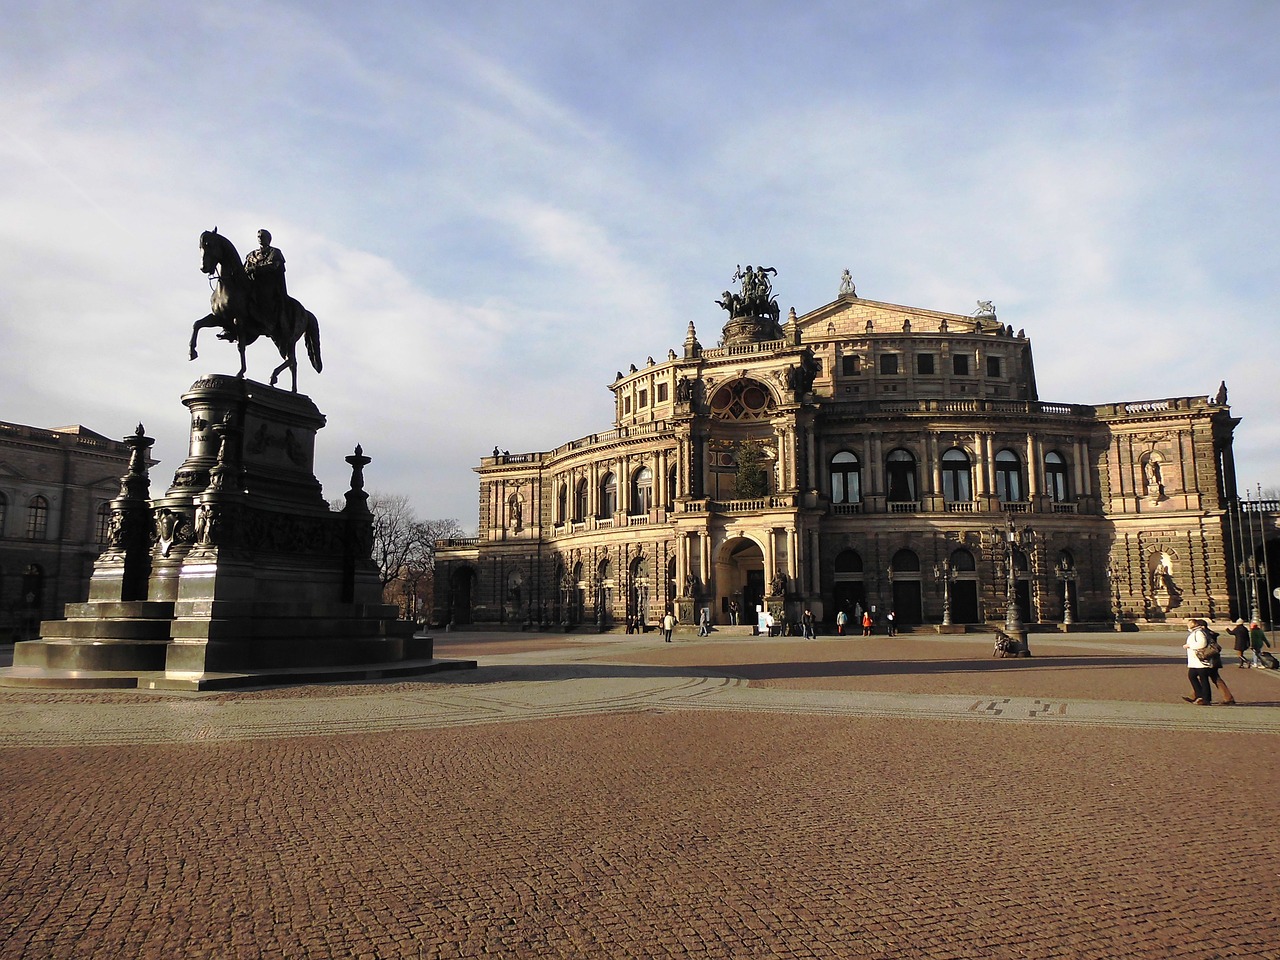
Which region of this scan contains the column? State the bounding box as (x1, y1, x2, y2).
(1026, 433, 1040, 499)
(930, 432, 942, 496)
(786, 527, 799, 583)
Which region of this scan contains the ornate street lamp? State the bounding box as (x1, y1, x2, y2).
(1055, 558, 1077, 626)
(1240, 557, 1264, 625)
(932, 561, 956, 627)
(991, 515, 1035, 655)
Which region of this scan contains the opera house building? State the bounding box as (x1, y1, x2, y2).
(434, 272, 1273, 635)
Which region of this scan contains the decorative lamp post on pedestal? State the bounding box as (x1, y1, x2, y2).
(1241, 557, 1264, 625)
(1056, 558, 1077, 627)
(1105, 557, 1124, 631)
(991, 515, 1035, 655)
(932, 561, 955, 627)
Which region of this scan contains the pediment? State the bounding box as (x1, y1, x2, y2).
(795, 296, 997, 343)
(0, 460, 28, 482)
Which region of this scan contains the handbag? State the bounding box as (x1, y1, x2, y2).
(1196, 630, 1222, 664)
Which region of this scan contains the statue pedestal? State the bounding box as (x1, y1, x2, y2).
(3, 376, 470, 690)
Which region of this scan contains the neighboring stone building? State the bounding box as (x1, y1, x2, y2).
(0, 420, 133, 639)
(434, 276, 1275, 632)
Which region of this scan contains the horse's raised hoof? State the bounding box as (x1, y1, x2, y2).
(189, 349, 198, 361)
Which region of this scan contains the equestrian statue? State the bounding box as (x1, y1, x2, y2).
(189, 228, 322, 393)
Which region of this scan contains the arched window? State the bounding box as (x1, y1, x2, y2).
(885, 449, 917, 502)
(96, 502, 113, 544)
(941, 448, 972, 503)
(950, 548, 977, 572)
(26, 496, 48, 540)
(834, 549, 863, 573)
(890, 549, 921, 573)
(830, 451, 862, 504)
(630, 466, 653, 515)
(666, 465, 678, 511)
(599, 472, 617, 517)
(556, 484, 568, 525)
(0, 491, 8, 536)
(573, 479, 589, 522)
(1044, 451, 1070, 503)
(995, 449, 1024, 502)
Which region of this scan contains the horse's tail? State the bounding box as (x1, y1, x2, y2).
(305, 312, 322, 373)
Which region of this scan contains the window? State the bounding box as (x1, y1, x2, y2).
(995, 449, 1024, 502)
(666, 465, 678, 510)
(599, 472, 617, 517)
(624, 397, 632, 414)
(941, 449, 972, 503)
(950, 548, 976, 572)
(96, 502, 113, 543)
(953, 354, 970, 376)
(27, 496, 48, 540)
(879, 354, 899, 375)
(886, 449, 917, 502)
(556, 484, 568, 525)
(573, 479, 589, 522)
(0, 492, 7, 536)
(657, 383, 669, 402)
(987, 356, 1002, 378)
(834, 550, 863, 573)
(830, 451, 862, 504)
(841, 354, 861, 376)
(916, 353, 935, 375)
(630, 466, 653, 515)
(638, 390, 648, 408)
(890, 549, 920, 573)
(1045, 452, 1070, 502)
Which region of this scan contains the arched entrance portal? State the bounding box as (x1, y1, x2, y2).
(717, 537, 764, 624)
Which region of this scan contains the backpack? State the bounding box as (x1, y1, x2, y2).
(1198, 629, 1222, 663)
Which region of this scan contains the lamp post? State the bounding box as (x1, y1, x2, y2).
(991, 515, 1035, 655)
(1105, 557, 1124, 631)
(932, 561, 955, 627)
(1241, 557, 1264, 625)
(1056, 558, 1077, 627)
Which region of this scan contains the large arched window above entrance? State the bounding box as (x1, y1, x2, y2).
(630, 466, 653, 515)
(599, 472, 617, 517)
(885, 449, 917, 502)
(941, 448, 972, 503)
(709, 379, 775, 421)
(995, 449, 1024, 502)
(834, 549, 863, 574)
(890, 549, 921, 573)
(1044, 451, 1070, 503)
(830, 451, 862, 504)
(950, 548, 977, 572)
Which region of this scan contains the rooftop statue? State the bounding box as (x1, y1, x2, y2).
(189, 228, 323, 393)
(716, 264, 781, 326)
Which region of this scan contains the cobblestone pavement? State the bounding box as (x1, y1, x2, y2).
(1, 631, 1278, 958)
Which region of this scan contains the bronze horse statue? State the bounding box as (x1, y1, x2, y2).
(189, 228, 322, 392)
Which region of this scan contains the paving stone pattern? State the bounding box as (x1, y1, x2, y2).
(1, 632, 1278, 959)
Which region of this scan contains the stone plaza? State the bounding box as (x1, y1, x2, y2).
(2, 627, 1277, 959)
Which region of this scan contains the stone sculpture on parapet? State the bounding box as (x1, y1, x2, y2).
(189, 228, 323, 393)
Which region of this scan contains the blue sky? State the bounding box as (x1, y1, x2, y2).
(2, 1, 1278, 528)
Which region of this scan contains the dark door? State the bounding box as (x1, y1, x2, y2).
(744, 569, 765, 623)
(892, 580, 923, 625)
(1015, 580, 1032, 623)
(832, 582, 866, 624)
(952, 581, 980, 624)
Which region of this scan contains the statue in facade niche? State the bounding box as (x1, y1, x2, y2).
(189, 228, 323, 393)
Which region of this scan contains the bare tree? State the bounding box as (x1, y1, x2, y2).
(332, 493, 462, 619)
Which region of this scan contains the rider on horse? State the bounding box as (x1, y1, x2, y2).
(242, 229, 287, 339)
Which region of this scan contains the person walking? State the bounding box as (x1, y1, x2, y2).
(1249, 621, 1272, 667)
(1204, 625, 1237, 705)
(801, 609, 815, 639)
(836, 609, 848, 636)
(861, 610, 873, 637)
(886, 610, 897, 637)
(662, 610, 675, 643)
(1229, 619, 1251, 667)
(729, 600, 739, 625)
(698, 608, 711, 637)
(1182, 618, 1215, 705)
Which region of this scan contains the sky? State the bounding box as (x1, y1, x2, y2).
(2, 0, 1278, 531)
